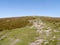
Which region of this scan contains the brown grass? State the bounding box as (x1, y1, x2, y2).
(0, 16, 60, 31)
(0, 16, 36, 31)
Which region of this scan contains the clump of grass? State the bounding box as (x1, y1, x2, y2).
(0, 27, 39, 45)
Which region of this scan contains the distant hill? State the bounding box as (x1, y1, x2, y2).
(0, 16, 60, 31)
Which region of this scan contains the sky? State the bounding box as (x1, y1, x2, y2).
(0, 0, 60, 18)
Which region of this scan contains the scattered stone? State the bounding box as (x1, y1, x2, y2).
(44, 41, 49, 44)
(44, 30, 51, 36)
(53, 36, 56, 39)
(54, 30, 60, 32)
(30, 19, 57, 45)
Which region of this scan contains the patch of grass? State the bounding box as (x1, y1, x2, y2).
(0, 27, 39, 45)
(0, 30, 10, 37)
(40, 17, 60, 30)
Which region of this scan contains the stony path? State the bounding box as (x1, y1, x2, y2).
(29, 19, 57, 45)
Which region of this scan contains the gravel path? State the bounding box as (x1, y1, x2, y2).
(29, 19, 57, 45)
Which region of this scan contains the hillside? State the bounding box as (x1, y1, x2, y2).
(0, 16, 35, 30)
(0, 16, 60, 30)
(0, 16, 60, 45)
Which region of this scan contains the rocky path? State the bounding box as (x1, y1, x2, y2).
(29, 19, 57, 45)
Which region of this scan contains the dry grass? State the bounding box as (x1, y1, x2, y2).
(0, 16, 60, 30)
(0, 16, 36, 30)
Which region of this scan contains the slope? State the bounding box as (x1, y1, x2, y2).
(0, 16, 60, 45)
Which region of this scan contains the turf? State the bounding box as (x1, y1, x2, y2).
(0, 16, 60, 45)
(0, 27, 39, 45)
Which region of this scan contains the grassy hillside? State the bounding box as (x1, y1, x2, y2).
(0, 16, 60, 45)
(0, 27, 39, 45)
(0, 16, 36, 30)
(0, 16, 60, 31)
(40, 17, 60, 30)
